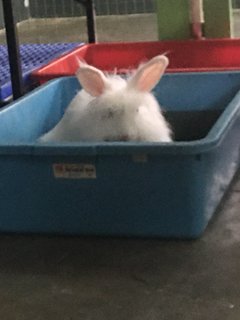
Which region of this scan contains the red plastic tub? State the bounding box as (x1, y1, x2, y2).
(32, 39, 240, 85)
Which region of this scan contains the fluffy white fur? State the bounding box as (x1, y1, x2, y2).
(39, 55, 172, 143)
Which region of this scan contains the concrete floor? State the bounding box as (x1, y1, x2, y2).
(0, 13, 240, 320)
(0, 172, 239, 320)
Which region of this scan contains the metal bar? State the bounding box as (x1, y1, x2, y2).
(85, 0, 96, 43)
(75, 0, 96, 43)
(2, 0, 24, 100)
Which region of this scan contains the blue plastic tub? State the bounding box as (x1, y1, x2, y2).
(0, 42, 83, 103)
(0, 71, 240, 238)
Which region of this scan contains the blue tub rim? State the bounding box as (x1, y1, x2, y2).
(0, 73, 240, 156)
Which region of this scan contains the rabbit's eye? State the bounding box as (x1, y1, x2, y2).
(101, 109, 114, 120)
(107, 110, 114, 118)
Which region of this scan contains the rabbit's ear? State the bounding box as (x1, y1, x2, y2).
(128, 55, 169, 92)
(76, 64, 108, 97)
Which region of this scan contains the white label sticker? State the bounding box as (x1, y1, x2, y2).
(53, 163, 96, 179)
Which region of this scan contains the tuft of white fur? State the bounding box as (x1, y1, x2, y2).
(39, 56, 172, 143)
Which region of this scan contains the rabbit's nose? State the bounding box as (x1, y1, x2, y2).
(104, 135, 129, 142)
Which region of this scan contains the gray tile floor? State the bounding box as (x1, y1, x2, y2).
(0, 14, 158, 44)
(1, 11, 240, 44)
(0, 12, 240, 320)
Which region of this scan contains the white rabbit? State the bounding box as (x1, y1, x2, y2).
(39, 55, 172, 143)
